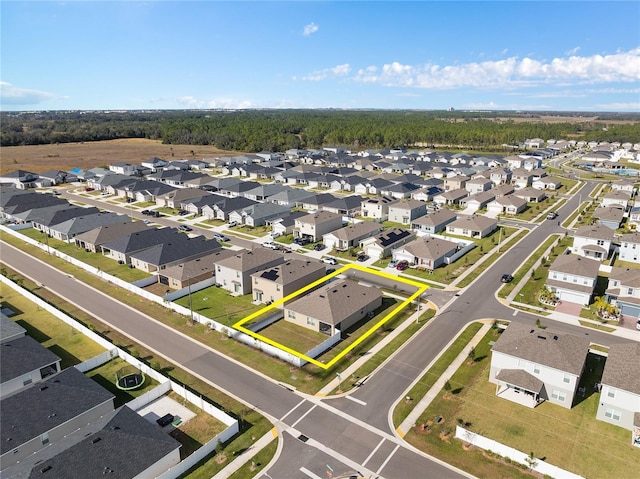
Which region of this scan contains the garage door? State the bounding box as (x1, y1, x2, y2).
(619, 302, 640, 318)
(558, 290, 586, 305)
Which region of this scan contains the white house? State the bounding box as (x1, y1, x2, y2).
(571, 224, 616, 261)
(605, 266, 640, 319)
(545, 255, 600, 305)
(489, 322, 589, 409)
(618, 232, 640, 264)
(360, 196, 399, 220)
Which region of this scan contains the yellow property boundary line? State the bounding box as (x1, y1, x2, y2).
(233, 263, 428, 370)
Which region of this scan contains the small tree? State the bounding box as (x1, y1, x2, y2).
(468, 347, 476, 361)
(524, 451, 537, 470)
(444, 380, 452, 393)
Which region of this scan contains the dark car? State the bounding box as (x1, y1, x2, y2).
(314, 243, 325, 251)
(294, 237, 311, 246)
(357, 254, 368, 262)
(396, 260, 410, 271)
(178, 210, 189, 216)
(152, 211, 162, 218)
(501, 273, 514, 283)
(179, 225, 193, 232)
(141, 210, 150, 215)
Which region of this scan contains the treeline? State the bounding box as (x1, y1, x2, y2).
(2, 109, 639, 151)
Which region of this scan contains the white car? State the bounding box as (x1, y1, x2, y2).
(226, 221, 238, 228)
(322, 257, 338, 265)
(269, 231, 281, 238)
(262, 241, 279, 250)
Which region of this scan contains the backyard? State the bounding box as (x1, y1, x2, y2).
(174, 286, 263, 326)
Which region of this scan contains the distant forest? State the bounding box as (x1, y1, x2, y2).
(2, 109, 639, 151)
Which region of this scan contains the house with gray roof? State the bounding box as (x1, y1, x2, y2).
(158, 248, 238, 290)
(410, 209, 457, 234)
(513, 186, 547, 203)
(618, 232, 640, 265)
(533, 176, 562, 191)
(446, 214, 498, 238)
(489, 323, 590, 409)
(294, 211, 343, 242)
(74, 221, 149, 253)
(218, 180, 261, 198)
(48, 212, 130, 242)
(410, 185, 444, 203)
(432, 188, 468, 207)
(322, 221, 382, 251)
(459, 190, 496, 211)
(268, 187, 315, 207)
(271, 211, 308, 237)
(322, 195, 364, 217)
(251, 259, 326, 304)
(129, 235, 221, 273)
(571, 224, 616, 261)
(354, 177, 394, 195)
(228, 202, 291, 227)
(0, 190, 67, 221)
(486, 195, 528, 216)
(379, 182, 421, 199)
(297, 193, 338, 212)
(284, 279, 382, 335)
(596, 342, 640, 436)
(605, 266, 640, 319)
(0, 367, 115, 467)
(392, 236, 460, 270)
(155, 187, 212, 209)
(201, 196, 258, 221)
(601, 190, 632, 210)
(388, 199, 428, 225)
(546, 254, 600, 305)
(31, 206, 101, 236)
(0, 170, 39, 189)
(215, 248, 285, 295)
(360, 196, 399, 220)
(593, 206, 624, 230)
(100, 227, 185, 265)
(243, 183, 289, 202)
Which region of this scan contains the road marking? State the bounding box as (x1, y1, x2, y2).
(512, 309, 518, 316)
(346, 395, 367, 406)
(362, 437, 385, 467)
(280, 398, 306, 422)
(271, 427, 278, 438)
(300, 467, 323, 479)
(291, 404, 317, 428)
(376, 444, 399, 474)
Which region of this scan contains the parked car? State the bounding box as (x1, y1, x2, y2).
(178, 210, 189, 216)
(501, 273, 514, 283)
(637, 319, 640, 331)
(213, 233, 230, 242)
(141, 210, 150, 215)
(226, 221, 238, 228)
(84, 187, 94, 192)
(293, 237, 311, 246)
(322, 257, 338, 265)
(388, 260, 398, 268)
(153, 211, 162, 218)
(314, 243, 325, 251)
(269, 231, 281, 239)
(262, 241, 279, 250)
(357, 254, 369, 262)
(179, 225, 193, 232)
(396, 260, 410, 271)
(547, 212, 558, 220)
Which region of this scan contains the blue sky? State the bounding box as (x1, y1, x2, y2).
(2, 1, 639, 112)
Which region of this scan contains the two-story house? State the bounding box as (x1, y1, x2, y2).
(617, 232, 640, 264)
(605, 266, 640, 319)
(601, 190, 632, 210)
(572, 224, 616, 261)
(214, 248, 285, 295)
(489, 322, 589, 409)
(294, 211, 343, 242)
(251, 259, 326, 304)
(360, 196, 399, 221)
(387, 200, 428, 225)
(545, 254, 600, 305)
(465, 177, 493, 195)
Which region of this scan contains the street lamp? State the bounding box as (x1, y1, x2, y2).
(336, 372, 342, 392)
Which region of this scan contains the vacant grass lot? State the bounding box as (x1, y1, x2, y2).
(402, 327, 636, 479)
(1, 287, 106, 369)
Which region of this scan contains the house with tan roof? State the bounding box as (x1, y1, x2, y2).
(284, 279, 382, 335)
(571, 224, 616, 261)
(532, 176, 562, 191)
(489, 323, 589, 409)
(411, 209, 457, 234)
(513, 187, 547, 203)
(250, 259, 326, 304)
(487, 195, 528, 216)
(510, 168, 536, 189)
(465, 177, 493, 195)
(432, 188, 468, 207)
(293, 211, 343, 242)
(360, 196, 399, 220)
(446, 214, 498, 238)
(157, 249, 237, 290)
(545, 254, 600, 305)
(444, 175, 469, 191)
(596, 342, 640, 438)
(387, 200, 428, 225)
(392, 235, 460, 270)
(359, 228, 416, 260)
(593, 206, 624, 230)
(610, 179, 636, 195)
(214, 248, 285, 295)
(605, 266, 640, 319)
(322, 221, 382, 251)
(459, 190, 496, 212)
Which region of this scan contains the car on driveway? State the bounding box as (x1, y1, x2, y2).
(396, 260, 410, 271)
(357, 254, 369, 262)
(388, 260, 397, 268)
(322, 257, 338, 265)
(314, 243, 325, 251)
(501, 273, 514, 283)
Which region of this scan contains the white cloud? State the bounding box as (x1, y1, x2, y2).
(301, 63, 351, 81)
(303, 22, 319, 37)
(0, 82, 61, 105)
(177, 96, 253, 109)
(565, 46, 581, 56)
(595, 102, 640, 111)
(342, 48, 640, 90)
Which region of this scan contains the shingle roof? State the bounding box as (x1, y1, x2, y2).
(495, 369, 544, 393)
(401, 236, 459, 259)
(412, 209, 457, 226)
(252, 259, 325, 285)
(492, 323, 589, 375)
(326, 221, 382, 241)
(101, 228, 184, 255)
(50, 212, 130, 236)
(160, 249, 238, 281)
(74, 221, 149, 247)
(448, 214, 497, 231)
(371, 227, 414, 247)
(129, 236, 221, 267)
(600, 342, 640, 395)
(549, 254, 601, 278)
(0, 314, 26, 343)
(297, 210, 342, 225)
(574, 224, 616, 240)
(215, 248, 284, 272)
(0, 335, 60, 384)
(388, 199, 426, 211)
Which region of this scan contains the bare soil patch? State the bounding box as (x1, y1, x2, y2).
(1, 138, 244, 175)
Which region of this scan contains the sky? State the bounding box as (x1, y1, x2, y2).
(2, 1, 639, 112)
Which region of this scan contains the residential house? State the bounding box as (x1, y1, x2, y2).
(524, 138, 545, 148)
(486, 195, 528, 216)
(100, 228, 185, 264)
(0, 189, 67, 221)
(601, 190, 632, 210)
(593, 206, 624, 230)
(214, 249, 285, 295)
(271, 211, 308, 237)
(465, 177, 493, 195)
(74, 221, 149, 252)
(511, 168, 536, 189)
(129, 235, 222, 273)
(322, 195, 364, 217)
(444, 175, 469, 191)
(388, 200, 428, 225)
(596, 342, 640, 438)
(411, 209, 457, 234)
(411, 186, 444, 202)
(323, 221, 382, 251)
(432, 188, 468, 207)
(545, 255, 600, 305)
(48, 212, 131, 242)
(605, 266, 640, 319)
(251, 259, 326, 304)
(158, 249, 238, 290)
(489, 323, 589, 409)
(379, 182, 421, 199)
(297, 193, 338, 212)
(0, 170, 39, 189)
(228, 203, 291, 228)
(243, 183, 289, 202)
(294, 211, 343, 242)
(284, 279, 382, 335)
(218, 180, 261, 198)
(572, 224, 615, 261)
(611, 179, 636, 195)
(0, 316, 61, 400)
(492, 184, 515, 197)
(460, 190, 496, 212)
(38, 170, 69, 185)
(618, 232, 640, 264)
(628, 207, 640, 231)
(360, 196, 399, 220)
(31, 206, 101, 236)
(354, 177, 393, 195)
(392, 236, 460, 270)
(446, 215, 498, 238)
(533, 177, 562, 191)
(155, 188, 211, 209)
(141, 157, 168, 172)
(513, 187, 547, 203)
(201, 196, 258, 221)
(360, 228, 416, 260)
(268, 188, 315, 207)
(108, 162, 138, 176)
(489, 168, 512, 185)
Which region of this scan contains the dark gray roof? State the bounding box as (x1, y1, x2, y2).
(207, 196, 258, 213)
(101, 228, 184, 255)
(299, 193, 338, 207)
(1, 368, 114, 454)
(272, 210, 307, 228)
(74, 221, 149, 247)
(219, 180, 261, 193)
(11, 405, 180, 479)
(0, 314, 26, 343)
(34, 206, 101, 227)
(129, 236, 221, 267)
(0, 335, 60, 384)
(601, 342, 640, 395)
(323, 195, 364, 211)
(492, 323, 589, 375)
(50, 212, 130, 236)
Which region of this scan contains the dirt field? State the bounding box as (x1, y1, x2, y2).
(0, 138, 244, 175)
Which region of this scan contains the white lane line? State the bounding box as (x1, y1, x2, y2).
(280, 398, 306, 422)
(346, 395, 367, 406)
(377, 443, 400, 475)
(291, 404, 317, 428)
(512, 309, 518, 316)
(300, 466, 323, 479)
(362, 437, 385, 467)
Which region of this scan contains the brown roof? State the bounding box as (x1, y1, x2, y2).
(297, 210, 342, 225)
(326, 221, 382, 241)
(161, 249, 237, 281)
(549, 254, 600, 278)
(492, 322, 589, 375)
(74, 221, 148, 246)
(215, 248, 284, 272)
(610, 266, 640, 288)
(388, 199, 427, 211)
(601, 342, 640, 395)
(574, 224, 615, 240)
(402, 236, 459, 260)
(448, 214, 497, 231)
(285, 279, 382, 325)
(412, 209, 457, 226)
(251, 259, 325, 285)
(619, 232, 640, 245)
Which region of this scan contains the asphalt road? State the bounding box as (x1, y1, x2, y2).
(6, 179, 632, 478)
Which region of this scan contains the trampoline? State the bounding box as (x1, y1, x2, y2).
(115, 366, 145, 391)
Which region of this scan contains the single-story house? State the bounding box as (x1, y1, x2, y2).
(323, 221, 382, 251)
(360, 228, 416, 260)
(392, 236, 460, 270)
(486, 195, 528, 216)
(446, 215, 498, 238)
(410, 209, 457, 234)
(157, 249, 237, 290)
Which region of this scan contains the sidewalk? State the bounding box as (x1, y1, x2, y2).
(213, 428, 278, 479)
(396, 322, 492, 437)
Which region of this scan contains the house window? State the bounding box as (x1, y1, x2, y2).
(462, 229, 469, 235)
(551, 390, 566, 402)
(518, 359, 525, 367)
(628, 288, 634, 295)
(533, 364, 540, 374)
(236, 272, 240, 278)
(276, 284, 281, 291)
(607, 389, 616, 398)
(217, 266, 221, 272)
(563, 375, 571, 384)
(604, 409, 621, 421)
(563, 275, 568, 281)
(306, 317, 315, 326)
(597, 240, 605, 246)
(287, 311, 296, 319)
(552, 272, 558, 279)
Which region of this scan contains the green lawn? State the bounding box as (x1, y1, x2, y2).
(85, 358, 159, 408)
(174, 286, 263, 326)
(257, 318, 329, 353)
(1, 288, 106, 369)
(401, 327, 636, 479)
